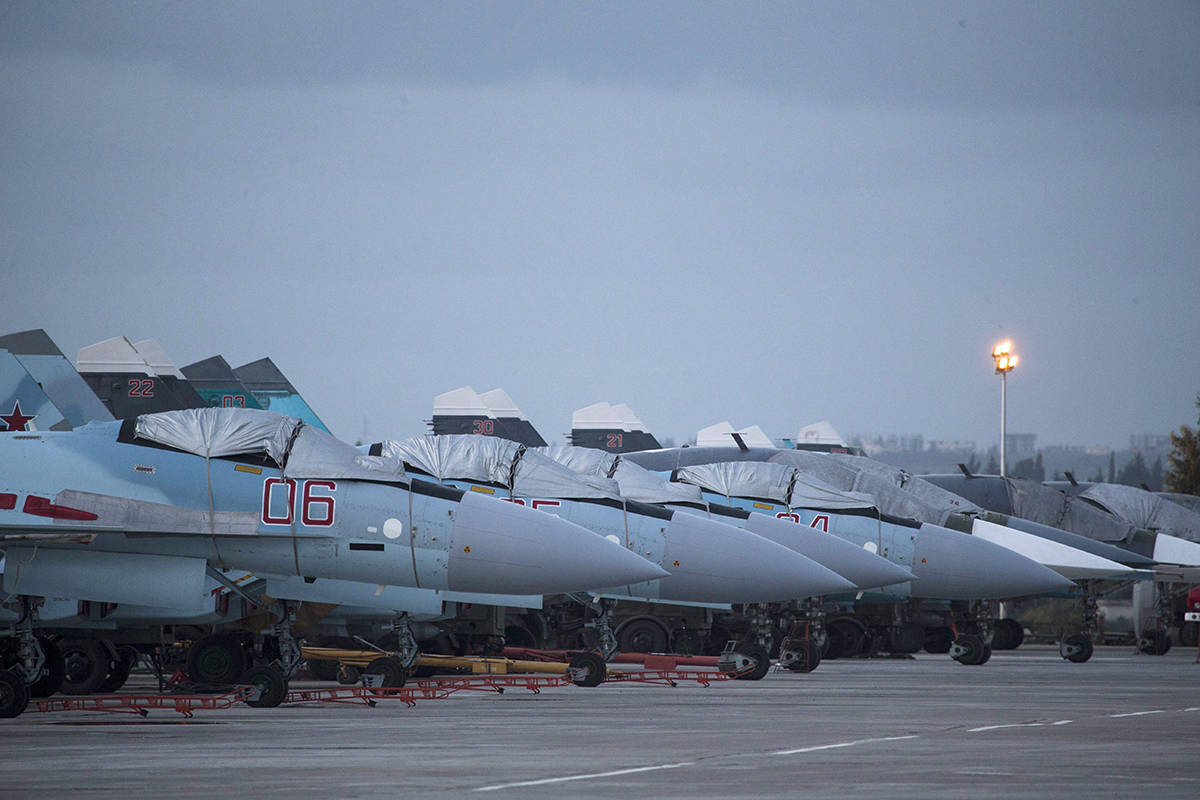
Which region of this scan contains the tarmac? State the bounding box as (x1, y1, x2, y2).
(2, 644, 1198, 799)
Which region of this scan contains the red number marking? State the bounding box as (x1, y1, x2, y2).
(301, 480, 336, 526)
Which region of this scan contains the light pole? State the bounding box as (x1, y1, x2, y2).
(992, 340, 1018, 476)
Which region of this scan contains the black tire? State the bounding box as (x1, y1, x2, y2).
(734, 644, 771, 681)
(952, 634, 987, 666)
(978, 644, 992, 665)
(923, 626, 954, 654)
(993, 618, 1025, 650)
(784, 639, 822, 673)
(0, 669, 29, 718)
(96, 647, 136, 693)
(888, 623, 925, 654)
(824, 619, 865, 661)
(617, 618, 669, 654)
(1180, 622, 1199, 648)
(306, 659, 340, 682)
(363, 656, 407, 688)
(336, 665, 361, 685)
(58, 637, 110, 695)
(1061, 633, 1093, 663)
(567, 651, 607, 687)
(27, 637, 65, 698)
(1139, 630, 1170, 656)
(186, 634, 247, 684)
(242, 665, 287, 708)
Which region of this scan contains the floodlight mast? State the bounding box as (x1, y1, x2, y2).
(992, 340, 1019, 477)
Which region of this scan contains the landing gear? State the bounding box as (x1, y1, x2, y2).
(888, 622, 926, 654)
(97, 646, 138, 692)
(617, 617, 669, 654)
(59, 637, 112, 694)
(0, 670, 29, 718)
(1138, 629, 1171, 656)
(991, 618, 1025, 651)
(1060, 633, 1093, 663)
(186, 634, 247, 684)
(782, 639, 821, 673)
(731, 642, 771, 680)
(567, 651, 607, 687)
(823, 618, 866, 660)
(950, 633, 990, 666)
(27, 637, 65, 698)
(363, 656, 407, 688)
(242, 665, 287, 708)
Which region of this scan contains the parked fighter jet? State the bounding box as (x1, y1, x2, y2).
(0, 407, 667, 715)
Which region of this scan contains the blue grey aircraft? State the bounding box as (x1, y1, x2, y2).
(0, 406, 667, 716)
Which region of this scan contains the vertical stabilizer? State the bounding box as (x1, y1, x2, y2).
(570, 401, 660, 452)
(478, 388, 547, 447)
(181, 355, 264, 410)
(234, 358, 330, 432)
(77, 336, 203, 417)
(0, 349, 70, 431)
(0, 330, 114, 426)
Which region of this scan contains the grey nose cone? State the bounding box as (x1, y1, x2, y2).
(446, 492, 668, 594)
(654, 513, 856, 603)
(743, 514, 917, 590)
(912, 523, 1075, 599)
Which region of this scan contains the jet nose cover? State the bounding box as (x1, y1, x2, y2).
(743, 514, 917, 590)
(912, 524, 1075, 599)
(657, 513, 856, 602)
(446, 492, 668, 594)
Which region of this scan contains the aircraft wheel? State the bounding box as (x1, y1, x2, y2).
(617, 618, 669, 654)
(28, 637, 66, 698)
(824, 619, 865, 661)
(1060, 633, 1093, 663)
(59, 638, 111, 695)
(1138, 630, 1170, 656)
(733, 644, 771, 681)
(888, 623, 925, 654)
(923, 626, 954, 654)
(784, 639, 821, 673)
(306, 659, 340, 682)
(0, 669, 30, 718)
(978, 644, 992, 665)
(951, 634, 987, 666)
(567, 651, 607, 687)
(97, 647, 137, 693)
(363, 656, 407, 688)
(242, 665, 287, 708)
(186, 634, 247, 684)
(992, 619, 1024, 651)
(337, 665, 361, 685)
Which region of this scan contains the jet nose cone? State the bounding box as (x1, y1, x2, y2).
(447, 492, 668, 594)
(970, 518, 1133, 580)
(743, 514, 916, 590)
(654, 513, 856, 603)
(912, 524, 1075, 599)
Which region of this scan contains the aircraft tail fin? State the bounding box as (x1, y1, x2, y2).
(234, 357, 330, 432)
(181, 355, 264, 410)
(478, 388, 547, 447)
(0, 347, 70, 431)
(569, 401, 661, 452)
(0, 329, 114, 427)
(77, 336, 205, 417)
(428, 386, 547, 446)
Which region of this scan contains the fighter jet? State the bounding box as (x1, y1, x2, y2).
(0, 407, 667, 715)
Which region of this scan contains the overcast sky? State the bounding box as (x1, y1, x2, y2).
(3, 2, 1198, 449)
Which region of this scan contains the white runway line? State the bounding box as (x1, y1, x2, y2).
(1051, 720, 1073, 726)
(1109, 710, 1165, 718)
(474, 762, 694, 792)
(772, 734, 919, 756)
(968, 723, 1046, 733)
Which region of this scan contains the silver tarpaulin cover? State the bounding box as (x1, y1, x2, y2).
(538, 445, 703, 504)
(1080, 484, 1200, 542)
(385, 435, 621, 500)
(135, 408, 299, 461)
(1005, 478, 1138, 543)
(675, 461, 794, 504)
(135, 408, 406, 481)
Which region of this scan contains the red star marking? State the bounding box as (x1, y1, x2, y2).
(1, 401, 36, 432)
